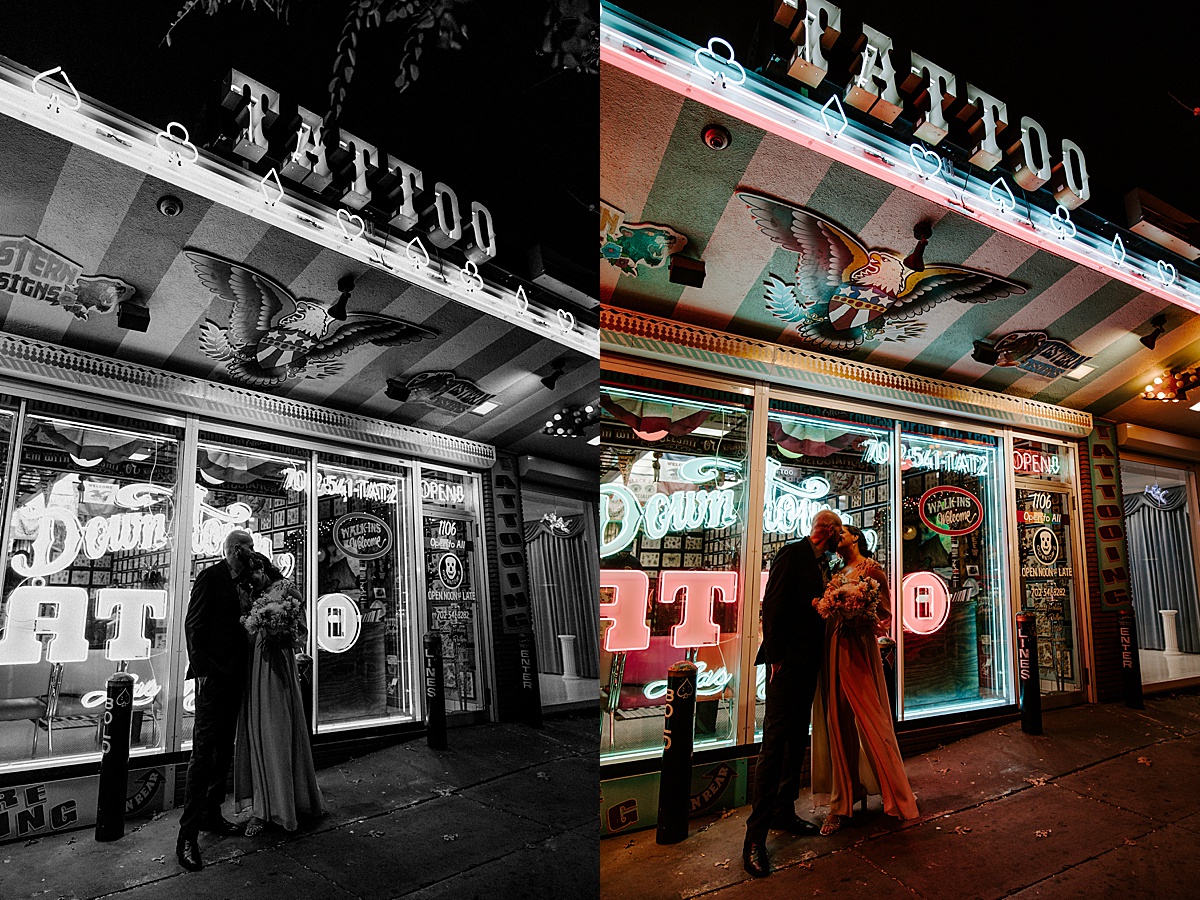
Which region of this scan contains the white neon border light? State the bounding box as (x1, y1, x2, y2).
(0, 62, 598, 358)
(600, 9, 1200, 317)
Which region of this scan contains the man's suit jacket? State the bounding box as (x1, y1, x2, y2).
(185, 560, 249, 681)
(754, 539, 828, 674)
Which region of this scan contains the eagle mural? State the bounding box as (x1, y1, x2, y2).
(186, 250, 437, 387)
(738, 192, 1026, 349)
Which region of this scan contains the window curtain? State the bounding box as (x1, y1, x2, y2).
(1124, 487, 1200, 653)
(525, 516, 599, 678)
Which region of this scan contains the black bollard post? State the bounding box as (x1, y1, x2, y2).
(655, 660, 697, 845)
(1116, 609, 1145, 710)
(424, 632, 448, 750)
(878, 637, 898, 723)
(95, 672, 135, 841)
(517, 631, 544, 729)
(1015, 613, 1042, 735)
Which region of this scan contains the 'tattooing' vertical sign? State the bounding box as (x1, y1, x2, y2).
(1086, 421, 1132, 612)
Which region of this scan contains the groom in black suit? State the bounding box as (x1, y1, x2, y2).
(176, 530, 256, 872)
(743, 509, 842, 878)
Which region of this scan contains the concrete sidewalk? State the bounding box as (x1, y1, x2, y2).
(0, 712, 598, 900)
(601, 692, 1200, 899)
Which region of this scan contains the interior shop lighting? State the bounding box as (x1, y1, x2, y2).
(471, 400, 499, 415)
(1064, 364, 1094, 379)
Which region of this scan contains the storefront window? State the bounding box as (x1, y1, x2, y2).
(0, 408, 180, 764)
(1119, 458, 1200, 685)
(183, 436, 310, 745)
(759, 400, 894, 731)
(315, 456, 414, 728)
(420, 466, 484, 714)
(599, 376, 749, 759)
(897, 423, 1011, 718)
(521, 486, 599, 707)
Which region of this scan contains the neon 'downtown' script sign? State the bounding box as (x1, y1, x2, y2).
(0, 480, 295, 665)
(600, 457, 857, 558)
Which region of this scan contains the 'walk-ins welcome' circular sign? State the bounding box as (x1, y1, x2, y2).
(919, 486, 983, 536)
(333, 512, 393, 560)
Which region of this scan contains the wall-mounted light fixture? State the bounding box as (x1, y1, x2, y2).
(668, 255, 705, 288)
(971, 340, 1000, 366)
(541, 358, 568, 391)
(903, 221, 934, 272)
(328, 273, 355, 321)
(116, 300, 150, 332)
(384, 377, 410, 402)
(1140, 314, 1168, 350)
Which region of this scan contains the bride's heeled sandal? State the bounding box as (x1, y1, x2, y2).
(820, 814, 847, 836)
(244, 819, 264, 837)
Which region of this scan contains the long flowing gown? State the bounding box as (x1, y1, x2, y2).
(234, 579, 326, 831)
(811, 561, 919, 820)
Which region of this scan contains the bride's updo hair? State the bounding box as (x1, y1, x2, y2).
(245, 551, 283, 585)
(844, 524, 873, 559)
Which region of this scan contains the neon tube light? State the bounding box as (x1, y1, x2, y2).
(599, 8, 1200, 317)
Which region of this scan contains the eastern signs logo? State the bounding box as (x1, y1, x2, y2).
(186, 250, 437, 387)
(0, 235, 135, 320)
(988, 331, 1091, 378)
(401, 371, 494, 414)
(738, 192, 1026, 349)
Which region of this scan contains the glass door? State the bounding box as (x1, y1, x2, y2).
(421, 512, 484, 713)
(1014, 484, 1083, 700)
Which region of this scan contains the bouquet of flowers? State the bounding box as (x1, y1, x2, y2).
(241, 590, 304, 651)
(813, 571, 883, 629)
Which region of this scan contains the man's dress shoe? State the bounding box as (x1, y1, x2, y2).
(176, 837, 203, 871)
(200, 817, 243, 836)
(743, 839, 771, 878)
(770, 812, 820, 835)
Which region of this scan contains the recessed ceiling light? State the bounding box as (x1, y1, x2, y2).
(1065, 364, 1094, 379)
(1191, 400, 1200, 412)
(471, 401, 498, 415)
(587, 435, 600, 446)
(128, 451, 150, 461)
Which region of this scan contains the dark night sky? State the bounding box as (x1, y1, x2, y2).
(616, 0, 1200, 232)
(0, 0, 598, 302)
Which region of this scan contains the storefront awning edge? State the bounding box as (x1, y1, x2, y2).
(0, 334, 496, 469)
(0, 59, 599, 359)
(601, 306, 1093, 438)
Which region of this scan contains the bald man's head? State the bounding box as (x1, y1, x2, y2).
(810, 510, 843, 552)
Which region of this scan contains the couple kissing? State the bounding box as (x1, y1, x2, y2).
(743, 511, 919, 878)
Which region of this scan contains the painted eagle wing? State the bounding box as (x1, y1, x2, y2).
(886, 265, 1027, 322)
(184, 250, 296, 347)
(198, 320, 251, 362)
(794, 319, 868, 350)
(306, 314, 438, 363)
(738, 191, 871, 304)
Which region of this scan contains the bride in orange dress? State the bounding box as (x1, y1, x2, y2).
(810, 524, 919, 834)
